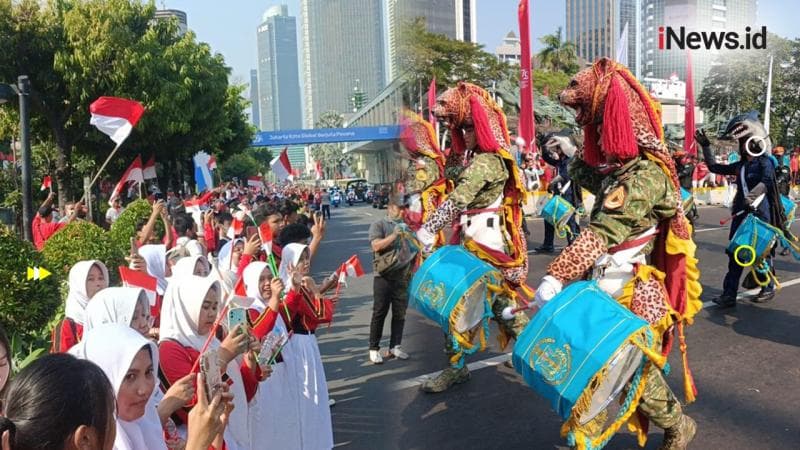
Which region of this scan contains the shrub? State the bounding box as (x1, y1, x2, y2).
(41, 220, 124, 285)
(108, 199, 163, 256)
(0, 228, 61, 336)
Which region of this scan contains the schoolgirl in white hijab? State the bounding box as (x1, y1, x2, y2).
(64, 260, 110, 327)
(85, 287, 151, 336)
(71, 323, 167, 450)
(138, 244, 169, 295)
(170, 255, 211, 279)
(277, 243, 334, 450)
(212, 238, 244, 291)
(241, 261, 298, 447)
(159, 275, 253, 450)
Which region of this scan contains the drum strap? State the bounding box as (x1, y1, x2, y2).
(608, 229, 659, 254)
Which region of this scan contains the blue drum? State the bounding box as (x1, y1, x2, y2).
(680, 187, 694, 212)
(513, 281, 664, 448)
(541, 194, 575, 237)
(781, 195, 796, 227)
(410, 245, 504, 359)
(727, 214, 780, 267)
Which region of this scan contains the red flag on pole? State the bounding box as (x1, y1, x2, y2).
(40, 175, 52, 191)
(684, 51, 696, 156)
(108, 156, 144, 206)
(119, 266, 158, 306)
(270, 147, 293, 181)
(89, 97, 145, 145)
(518, 0, 535, 154)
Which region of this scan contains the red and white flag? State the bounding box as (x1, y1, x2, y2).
(208, 155, 217, 171)
(40, 175, 52, 191)
(258, 222, 273, 255)
(337, 255, 365, 286)
(142, 154, 157, 180)
(119, 266, 158, 306)
(108, 156, 144, 206)
(315, 160, 323, 180)
(247, 176, 265, 189)
(270, 147, 293, 182)
(227, 211, 245, 240)
(89, 97, 145, 145)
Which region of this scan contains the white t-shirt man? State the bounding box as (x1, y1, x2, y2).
(105, 206, 124, 225)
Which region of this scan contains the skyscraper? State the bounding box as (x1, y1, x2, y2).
(257, 5, 303, 131)
(640, 0, 757, 93)
(301, 0, 386, 127)
(154, 9, 188, 36)
(566, 0, 636, 69)
(249, 69, 260, 128)
(383, 0, 479, 84)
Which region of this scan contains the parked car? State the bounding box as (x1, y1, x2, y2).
(372, 183, 391, 209)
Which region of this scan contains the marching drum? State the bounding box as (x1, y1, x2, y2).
(541, 194, 576, 238)
(781, 195, 796, 227)
(513, 281, 665, 448)
(728, 214, 780, 267)
(410, 245, 504, 358)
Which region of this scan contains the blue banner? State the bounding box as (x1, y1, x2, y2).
(252, 126, 400, 147)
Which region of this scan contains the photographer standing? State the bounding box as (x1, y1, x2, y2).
(367, 195, 416, 364)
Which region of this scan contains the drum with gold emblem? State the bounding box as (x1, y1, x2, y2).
(410, 245, 504, 362)
(513, 281, 667, 449)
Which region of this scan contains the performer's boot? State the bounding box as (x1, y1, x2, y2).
(420, 365, 470, 393)
(421, 335, 471, 393)
(658, 415, 697, 450)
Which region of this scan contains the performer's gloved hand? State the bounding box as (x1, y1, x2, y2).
(416, 227, 436, 252)
(694, 129, 711, 149)
(534, 275, 563, 307)
(576, 205, 586, 216)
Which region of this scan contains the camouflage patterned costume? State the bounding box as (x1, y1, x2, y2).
(533, 59, 701, 449)
(417, 82, 530, 392)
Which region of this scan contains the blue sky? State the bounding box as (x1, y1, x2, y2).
(162, 0, 797, 84)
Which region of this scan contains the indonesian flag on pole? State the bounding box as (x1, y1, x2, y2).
(40, 175, 52, 191)
(270, 147, 293, 182)
(208, 155, 217, 171)
(89, 97, 145, 145)
(142, 154, 157, 180)
(119, 266, 158, 306)
(337, 254, 365, 286)
(227, 211, 245, 240)
(315, 160, 323, 180)
(247, 176, 265, 189)
(108, 156, 144, 206)
(258, 222, 273, 255)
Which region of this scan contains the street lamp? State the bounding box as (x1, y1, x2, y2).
(0, 76, 33, 242)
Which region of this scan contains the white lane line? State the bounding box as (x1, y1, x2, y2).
(696, 226, 728, 233)
(394, 275, 800, 392)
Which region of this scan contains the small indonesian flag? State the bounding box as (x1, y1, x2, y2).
(247, 176, 265, 189)
(109, 156, 144, 206)
(234, 276, 247, 297)
(270, 147, 293, 182)
(315, 160, 323, 180)
(258, 222, 273, 254)
(40, 175, 52, 191)
(142, 154, 157, 180)
(119, 266, 158, 306)
(208, 155, 217, 171)
(337, 255, 365, 286)
(227, 212, 245, 240)
(89, 97, 145, 145)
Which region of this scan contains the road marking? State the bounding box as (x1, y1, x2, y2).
(696, 226, 728, 233)
(393, 275, 800, 392)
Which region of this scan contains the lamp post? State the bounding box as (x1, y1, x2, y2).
(0, 76, 33, 242)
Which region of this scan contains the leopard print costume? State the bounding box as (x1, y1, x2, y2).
(547, 229, 605, 284)
(631, 277, 669, 325)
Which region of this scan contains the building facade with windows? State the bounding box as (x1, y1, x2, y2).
(257, 5, 303, 132)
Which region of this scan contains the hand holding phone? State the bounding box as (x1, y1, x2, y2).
(200, 349, 223, 398)
(226, 308, 248, 333)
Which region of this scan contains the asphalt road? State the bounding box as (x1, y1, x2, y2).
(309, 201, 800, 450)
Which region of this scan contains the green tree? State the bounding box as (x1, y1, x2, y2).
(698, 34, 796, 144)
(220, 153, 259, 182)
(537, 27, 579, 74)
(398, 18, 516, 102)
(309, 111, 349, 179)
(0, 0, 252, 208)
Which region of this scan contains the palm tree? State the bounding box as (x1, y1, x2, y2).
(537, 27, 578, 74)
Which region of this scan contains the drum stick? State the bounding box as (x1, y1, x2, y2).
(501, 300, 538, 320)
(720, 194, 765, 225)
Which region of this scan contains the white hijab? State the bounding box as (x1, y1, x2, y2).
(65, 260, 109, 326)
(278, 243, 308, 290)
(242, 261, 270, 312)
(170, 255, 209, 279)
(70, 324, 166, 450)
(159, 275, 220, 351)
(85, 287, 145, 332)
(138, 244, 168, 295)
